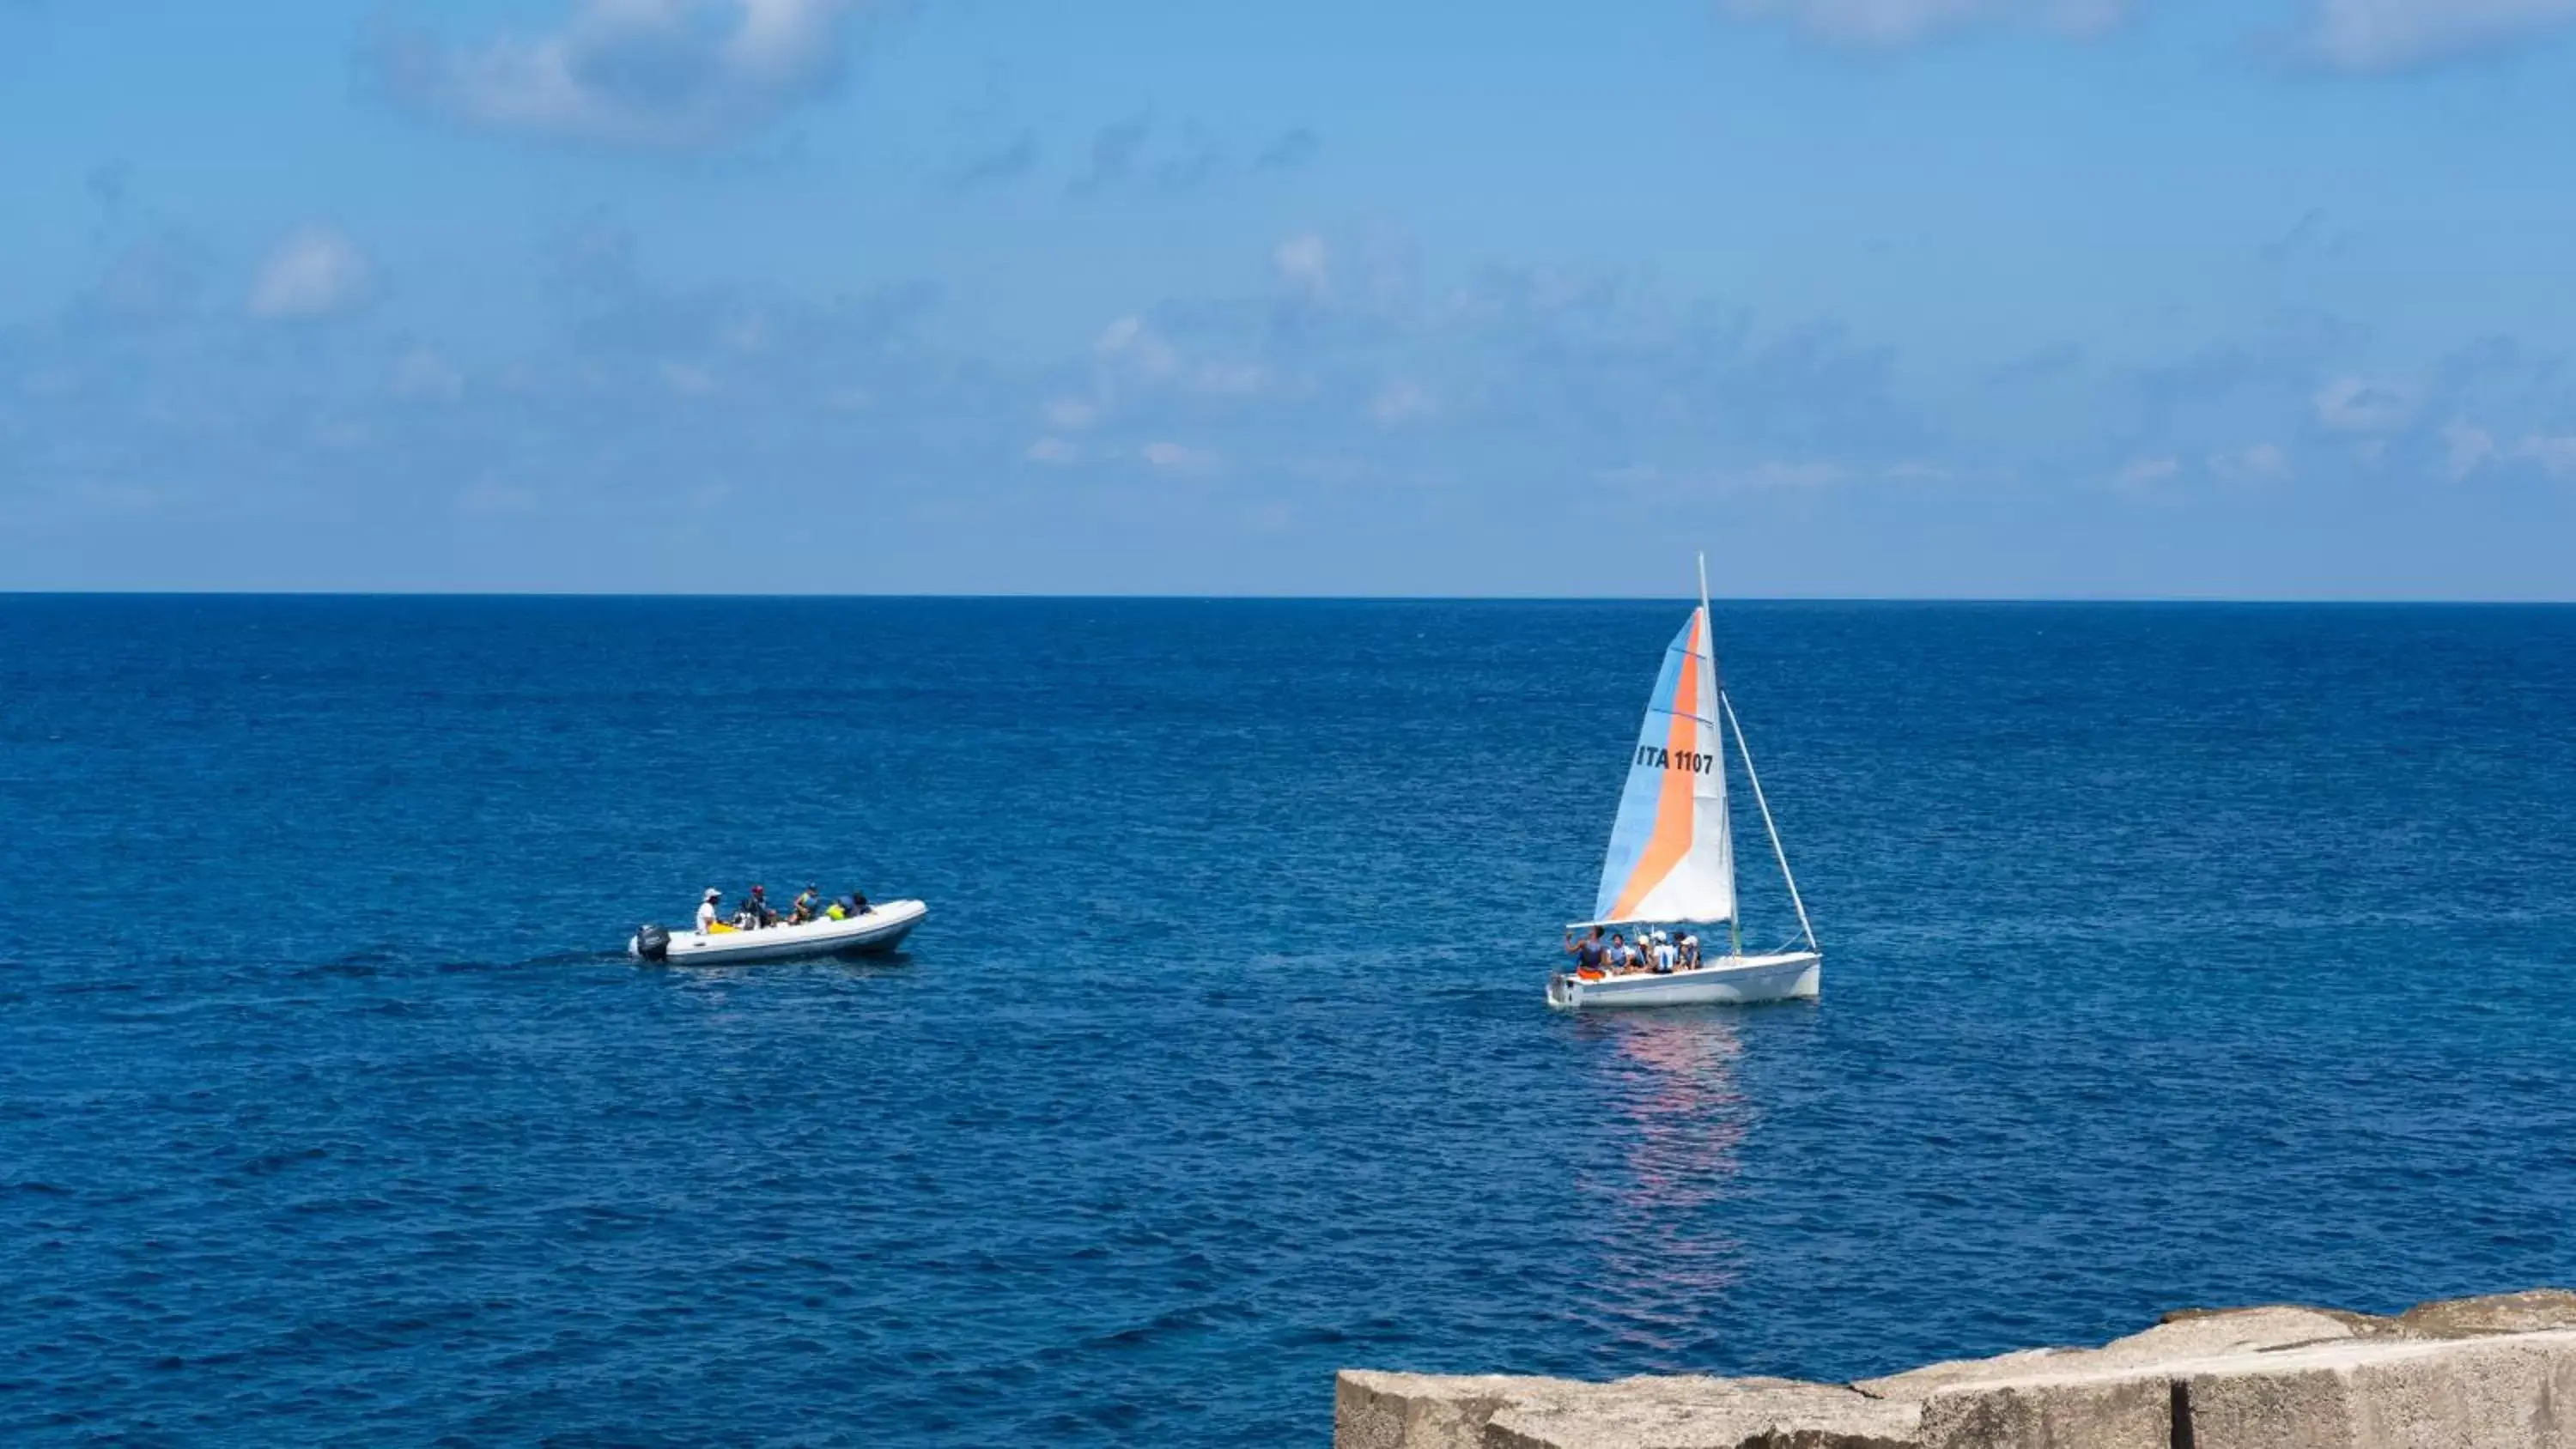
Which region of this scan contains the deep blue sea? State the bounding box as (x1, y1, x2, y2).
(4, 597, 2573, 1446)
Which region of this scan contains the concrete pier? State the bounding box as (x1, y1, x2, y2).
(1335, 1290, 2576, 1448)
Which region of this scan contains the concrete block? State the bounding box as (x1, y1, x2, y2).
(1481, 1376, 1919, 1449)
(1912, 1373, 2172, 1449)
(2184, 1331, 2576, 1449)
(1859, 1303, 2362, 1449)
(1336, 1371, 1576, 1449)
(1334, 1291, 2576, 1449)
(1857, 1305, 2365, 1404)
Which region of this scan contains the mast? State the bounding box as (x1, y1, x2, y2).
(1697, 552, 1742, 956)
(1723, 691, 1819, 955)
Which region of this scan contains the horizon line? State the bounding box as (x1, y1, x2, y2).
(5, 589, 2573, 607)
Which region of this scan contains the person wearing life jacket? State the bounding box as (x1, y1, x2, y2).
(1564, 925, 1607, 978)
(789, 886, 821, 925)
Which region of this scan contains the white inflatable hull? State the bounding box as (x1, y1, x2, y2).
(632, 899, 927, 965)
(1546, 950, 1819, 1009)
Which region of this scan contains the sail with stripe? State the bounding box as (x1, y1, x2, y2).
(1589, 607, 1735, 925)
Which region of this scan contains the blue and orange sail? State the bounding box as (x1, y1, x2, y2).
(1589, 607, 1736, 925)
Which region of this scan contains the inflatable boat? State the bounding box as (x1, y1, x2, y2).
(629, 899, 927, 965)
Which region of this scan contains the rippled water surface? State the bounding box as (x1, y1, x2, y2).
(4, 597, 2573, 1445)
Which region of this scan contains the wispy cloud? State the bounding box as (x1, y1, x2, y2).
(368, 0, 871, 151)
(392, 349, 465, 402)
(1254, 128, 1320, 171)
(1273, 233, 1329, 300)
(2446, 422, 2576, 480)
(2258, 209, 2357, 265)
(2208, 442, 2291, 481)
(1984, 341, 2086, 389)
(2521, 433, 2576, 477)
(1714, 0, 2131, 48)
(1095, 314, 1179, 379)
(2117, 455, 2182, 488)
(2294, 0, 2576, 72)
(951, 130, 1038, 188)
(1141, 440, 1218, 476)
(248, 227, 374, 321)
(1154, 141, 1223, 194)
(1370, 380, 1434, 427)
(2312, 377, 2415, 433)
(79, 230, 209, 325)
(1067, 118, 1151, 197)
(1599, 460, 1857, 496)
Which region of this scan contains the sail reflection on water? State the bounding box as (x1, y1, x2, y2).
(1573, 1013, 1755, 1361)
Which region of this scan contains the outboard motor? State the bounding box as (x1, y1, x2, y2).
(635, 923, 671, 962)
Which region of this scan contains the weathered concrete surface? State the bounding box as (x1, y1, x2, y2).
(1336, 1373, 1584, 1449)
(1336, 1290, 2576, 1449)
(2178, 1331, 2576, 1449)
(1335, 1371, 1919, 1449)
(1483, 1377, 1920, 1449)
(2396, 1288, 2576, 1340)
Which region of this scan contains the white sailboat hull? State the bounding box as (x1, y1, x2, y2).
(631, 899, 927, 965)
(1546, 950, 1819, 1009)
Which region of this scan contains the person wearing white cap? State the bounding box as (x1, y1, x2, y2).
(1650, 931, 1678, 974)
(695, 888, 721, 934)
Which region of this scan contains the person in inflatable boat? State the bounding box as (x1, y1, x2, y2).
(789, 886, 822, 925)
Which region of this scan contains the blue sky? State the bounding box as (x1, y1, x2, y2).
(5, 0, 2576, 597)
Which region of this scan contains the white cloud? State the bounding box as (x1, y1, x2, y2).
(2312, 376, 2415, 432)
(1715, 0, 2129, 47)
(1024, 436, 1079, 464)
(2117, 455, 2181, 487)
(2515, 433, 2576, 477)
(660, 361, 717, 396)
(2208, 442, 2291, 481)
(1273, 233, 1330, 300)
(1599, 460, 1853, 494)
(1095, 315, 1178, 378)
(1188, 361, 1269, 397)
(2444, 423, 2576, 481)
(1042, 397, 1098, 431)
(392, 349, 464, 401)
(1740, 460, 1847, 488)
(1371, 380, 1434, 426)
(372, 0, 866, 150)
(248, 227, 374, 321)
(2298, 0, 2576, 72)
(1142, 440, 1217, 476)
(2445, 422, 2499, 481)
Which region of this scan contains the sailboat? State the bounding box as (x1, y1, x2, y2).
(1546, 557, 1820, 1009)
